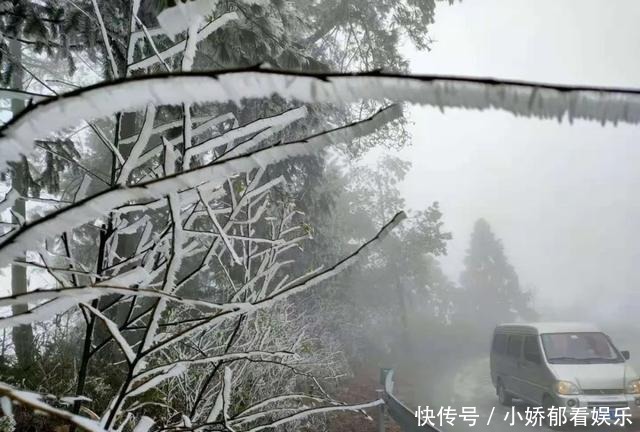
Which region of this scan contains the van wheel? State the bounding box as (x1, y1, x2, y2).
(497, 381, 513, 406)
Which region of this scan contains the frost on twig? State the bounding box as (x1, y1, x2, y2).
(2, 68, 640, 173)
(0, 54, 405, 430)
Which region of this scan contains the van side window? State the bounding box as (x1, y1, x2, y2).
(523, 335, 541, 363)
(507, 335, 522, 358)
(492, 333, 507, 354)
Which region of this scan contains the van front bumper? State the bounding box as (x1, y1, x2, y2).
(555, 394, 640, 419)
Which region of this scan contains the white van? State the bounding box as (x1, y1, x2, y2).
(490, 322, 640, 418)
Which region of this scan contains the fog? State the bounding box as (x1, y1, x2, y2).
(370, 0, 640, 323)
(2, 1, 640, 430)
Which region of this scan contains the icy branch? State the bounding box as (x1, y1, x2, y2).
(129, 12, 239, 70)
(91, 0, 119, 78)
(118, 105, 157, 184)
(80, 303, 136, 364)
(243, 399, 384, 432)
(3, 68, 640, 173)
(0, 189, 20, 215)
(0, 107, 399, 267)
(132, 351, 293, 383)
(0, 383, 105, 432)
(144, 211, 406, 355)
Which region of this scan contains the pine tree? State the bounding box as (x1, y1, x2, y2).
(459, 218, 536, 329)
(0, 0, 103, 376)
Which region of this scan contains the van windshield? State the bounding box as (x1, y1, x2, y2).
(541, 332, 623, 364)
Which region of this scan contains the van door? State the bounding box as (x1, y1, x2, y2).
(505, 334, 524, 396)
(491, 332, 508, 386)
(520, 335, 545, 404)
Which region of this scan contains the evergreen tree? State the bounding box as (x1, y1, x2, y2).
(459, 218, 536, 330)
(317, 155, 452, 362)
(0, 0, 102, 376)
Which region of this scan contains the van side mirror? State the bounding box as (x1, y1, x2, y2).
(622, 350, 630, 360)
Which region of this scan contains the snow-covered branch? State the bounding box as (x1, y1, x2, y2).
(2, 68, 640, 173)
(0, 106, 400, 267)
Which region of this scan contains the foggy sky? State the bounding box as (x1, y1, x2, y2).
(378, 0, 640, 320)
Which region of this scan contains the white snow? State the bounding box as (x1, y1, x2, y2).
(134, 113, 238, 169)
(222, 366, 233, 422)
(131, 416, 154, 432)
(181, 21, 200, 72)
(184, 106, 308, 165)
(60, 395, 92, 405)
(126, 364, 188, 398)
(0, 89, 49, 102)
(0, 189, 20, 215)
(130, 12, 238, 70)
(157, 0, 219, 37)
(0, 396, 12, 417)
(0, 285, 246, 327)
(145, 211, 406, 355)
(132, 351, 292, 383)
(118, 105, 157, 184)
(235, 394, 325, 417)
(3, 70, 640, 175)
(81, 303, 136, 363)
(0, 106, 399, 268)
(75, 175, 92, 202)
(0, 383, 105, 432)
(91, 0, 119, 78)
(244, 399, 384, 432)
(198, 188, 242, 265)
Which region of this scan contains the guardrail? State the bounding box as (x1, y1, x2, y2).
(378, 368, 442, 432)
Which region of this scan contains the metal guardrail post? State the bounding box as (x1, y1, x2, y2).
(377, 389, 386, 432)
(381, 368, 442, 432)
(378, 368, 391, 432)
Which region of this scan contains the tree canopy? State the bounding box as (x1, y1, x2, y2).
(459, 218, 536, 329)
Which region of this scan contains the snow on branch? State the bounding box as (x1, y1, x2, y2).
(144, 211, 406, 355)
(117, 104, 157, 184)
(234, 394, 326, 418)
(0, 5, 458, 430)
(91, 0, 119, 78)
(129, 12, 239, 71)
(0, 268, 153, 327)
(197, 188, 242, 265)
(119, 114, 234, 146)
(156, 0, 221, 37)
(183, 106, 308, 165)
(0, 284, 253, 328)
(257, 211, 406, 304)
(242, 399, 384, 432)
(80, 303, 136, 364)
(2, 68, 640, 174)
(0, 189, 20, 215)
(0, 89, 49, 102)
(0, 383, 105, 432)
(133, 112, 239, 169)
(131, 351, 294, 384)
(0, 106, 401, 267)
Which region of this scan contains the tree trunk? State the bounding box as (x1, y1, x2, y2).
(9, 38, 35, 372)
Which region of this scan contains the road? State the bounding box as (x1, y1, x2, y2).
(417, 356, 637, 432)
(438, 356, 550, 432)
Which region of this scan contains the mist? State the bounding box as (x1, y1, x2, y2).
(378, 0, 640, 323)
(1, 1, 639, 431)
(353, 2, 640, 426)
